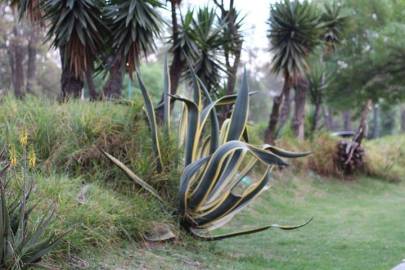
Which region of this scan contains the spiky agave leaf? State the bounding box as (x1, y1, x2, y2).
(103, 65, 311, 240)
(136, 70, 164, 172)
(173, 70, 311, 239)
(0, 165, 63, 268)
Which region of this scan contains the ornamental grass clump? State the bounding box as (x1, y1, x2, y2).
(102, 61, 311, 240)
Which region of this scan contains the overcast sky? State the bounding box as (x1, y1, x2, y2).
(185, 0, 276, 65)
(186, 0, 272, 49)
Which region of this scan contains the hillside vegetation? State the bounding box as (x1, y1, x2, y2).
(0, 97, 404, 269)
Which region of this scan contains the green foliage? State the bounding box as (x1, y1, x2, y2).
(175, 7, 227, 92)
(319, 1, 349, 53)
(364, 135, 405, 182)
(43, 0, 108, 77)
(0, 158, 63, 269)
(104, 0, 163, 74)
(104, 62, 311, 240)
(268, 0, 322, 76)
(324, 0, 405, 110)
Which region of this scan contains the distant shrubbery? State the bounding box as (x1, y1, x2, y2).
(275, 133, 404, 182)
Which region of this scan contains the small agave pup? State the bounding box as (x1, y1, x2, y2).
(102, 59, 311, 240)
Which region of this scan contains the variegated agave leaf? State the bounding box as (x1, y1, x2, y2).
(102, 63, 311, 240)
(175, 69, 311, 239)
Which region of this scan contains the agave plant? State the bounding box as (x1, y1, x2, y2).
(0, 152, 64, 269)
(102, 60, 311, 240)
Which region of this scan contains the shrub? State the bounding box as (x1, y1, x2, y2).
(363, 135, 405, 182)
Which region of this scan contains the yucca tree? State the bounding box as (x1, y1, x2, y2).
(157, 6, 227, 120)
(320, 1, 348, 57)
(10, 0, 163, 100)
(43, 0, 108, 99)
(264, 0, 321, 143)
(308, 1, 348, 133)
(187, 7, 226, 94)
(102, 0, 162, 99)
(307, 59, 332, 133)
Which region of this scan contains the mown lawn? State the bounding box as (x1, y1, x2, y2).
(81, 174, 405, 270)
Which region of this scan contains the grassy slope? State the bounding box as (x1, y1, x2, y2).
(80, 174, 405, 270)
(1, 97, 404, 269)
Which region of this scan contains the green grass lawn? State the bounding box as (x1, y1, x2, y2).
(80, 174, 405, 270)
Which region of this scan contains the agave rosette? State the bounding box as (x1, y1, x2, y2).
(102, 60, 311, 240)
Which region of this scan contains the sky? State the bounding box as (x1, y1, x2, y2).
(186, 0, 271, 49)
(185, 0, 276, 66)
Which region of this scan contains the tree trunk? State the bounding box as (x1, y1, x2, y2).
(264, 73, 289, 144)
(169, 0, 182, 95)
(401, 107, 405, 133)
(322, 106, 334, 131)
(157, 0, 183, 121)
(85, 67, 98, 101)
(292, 76, 308, 140)
(60, 47, 83, 100)
(277, 86, 292, 132)
(354, 99, 373, 144)
(311, 99, 321, 133)
(342, 110, 352, 131)
(26, 25, 39, 94)
(9, 26, 25, 98)
(102, 55, 124, 99)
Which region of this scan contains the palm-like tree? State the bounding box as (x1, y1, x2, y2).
(10, 0, 163, 100)
(43, 0, 108, 99)
(182, 7, 226, 94)
(101, 0, 163, 99)
(307, 2, 348, 132)
(321, 1, 348, 56)
(264, 0, 321, 143)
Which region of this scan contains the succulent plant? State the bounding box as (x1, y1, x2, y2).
(0, 143, 64, 269)
(102, 60, 311, 240)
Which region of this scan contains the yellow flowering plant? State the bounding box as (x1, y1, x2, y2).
(0, 133, 64, 268)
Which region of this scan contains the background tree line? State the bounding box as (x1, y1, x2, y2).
(0, 0, 404, 141)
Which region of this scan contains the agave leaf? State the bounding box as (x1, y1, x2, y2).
(202, 150, 246, 206)
(170, 94, 200, 166)
(0, 182, 9, 263)
(178, 157, 210, 216)
(163, 54, 171, 134)
(206, 156, 257, 206)
(22, 234, 65, 265)
(101, 150, 164, 203)
(189, 141, 287, 210)
(264, 145, 311, 158)
(136, 71, 163, 172)
(190, 218, 313, 241)
(197, 77, 219, 154)
(189, 63, 202, 109)
(21, 208, 55, 253)
(226, 69, 249, 142)
(193, 169, 270, 226)
(219, 119, 231, 145)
